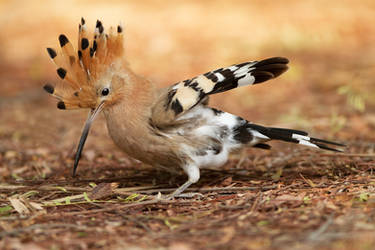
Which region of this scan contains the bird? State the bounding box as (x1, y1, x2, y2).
(44, 19, 345, 198)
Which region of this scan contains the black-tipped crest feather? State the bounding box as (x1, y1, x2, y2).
(45, 18, 126, 111)
(46, 48, 57, 59)
(43, 84, 54, 94)
(57, 101, 66, 109)
(56, 68, 67, 79)
(59, 34, 69, 47)
(81, 38, 89, 50)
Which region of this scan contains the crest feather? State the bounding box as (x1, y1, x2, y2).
(44, 18, 125, 110)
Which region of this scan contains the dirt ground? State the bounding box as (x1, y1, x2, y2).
(0, 0, 375, 249)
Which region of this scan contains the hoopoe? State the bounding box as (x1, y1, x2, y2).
(44, 19, 345, 197)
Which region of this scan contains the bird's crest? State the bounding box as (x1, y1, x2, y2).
(44, 18, 124, 110)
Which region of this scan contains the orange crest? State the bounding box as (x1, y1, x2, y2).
(44, 18, 124, 110)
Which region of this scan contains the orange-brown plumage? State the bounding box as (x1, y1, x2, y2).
(45, 18, 125, 110)
(44, 19, 345, 198)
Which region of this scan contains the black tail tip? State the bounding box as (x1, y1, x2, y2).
(270, 57, 289, 64)
(278, 57, 289, 64)
(255, 57, 289, 67)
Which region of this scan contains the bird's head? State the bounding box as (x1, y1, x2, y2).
(44, 18, 127, 176)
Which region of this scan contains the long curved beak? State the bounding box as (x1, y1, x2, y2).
(72, 102, 105, 177)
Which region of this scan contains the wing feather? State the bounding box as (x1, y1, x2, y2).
(151, 57, 288, 127)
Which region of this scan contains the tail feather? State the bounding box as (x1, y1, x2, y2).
(308, 137, 346, 147)
(248, 124, 345, 152)
(252, 58, 289, 80)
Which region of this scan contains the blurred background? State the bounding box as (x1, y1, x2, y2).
(0, 0, 374, 172)
(0, 2, 374, 248)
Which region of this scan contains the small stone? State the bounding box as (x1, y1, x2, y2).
(84, 150, 96, 161)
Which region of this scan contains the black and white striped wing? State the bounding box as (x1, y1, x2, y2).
(151, 57, 289, 127)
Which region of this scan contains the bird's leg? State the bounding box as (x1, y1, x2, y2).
(170, 180, 194, 197)
(167, 164, 203, 199)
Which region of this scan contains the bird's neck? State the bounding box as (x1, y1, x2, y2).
(103, 72, 158, 159)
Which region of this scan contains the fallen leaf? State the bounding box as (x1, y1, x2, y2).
(29, 202, 44, 211)
(89, 182, 119, 200)
(9, 197, 30, 215)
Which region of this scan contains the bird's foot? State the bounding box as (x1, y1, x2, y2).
(152, 180, 203, 200)
(152, 191, 204, 201)
(171, 192, 204, 199)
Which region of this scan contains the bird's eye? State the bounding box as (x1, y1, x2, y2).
(101, 88, 110, 96)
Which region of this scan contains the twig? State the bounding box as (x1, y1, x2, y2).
(43, 193, 88, 205)
(134, 185, 278, 194)
(307, 214, 334, 242)
(10, 175, 156, 185)
(0, 223, 86, 238)
(112, 185, 165, 194)
(250, 192, 262, 213)
(319, 153, 375, 157)
(0, 184, 163, 195)
(0, 185, 89, 192)
(42, 186, 161, 205)
(299, 173, 316, 188)
(43, 199, 184, 217)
